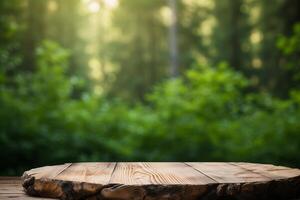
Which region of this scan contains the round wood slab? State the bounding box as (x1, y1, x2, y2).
(22, 162, 300, 200)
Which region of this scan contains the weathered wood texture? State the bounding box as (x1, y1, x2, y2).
(0, 177, 56, 199)
(21, 162, 300, 200)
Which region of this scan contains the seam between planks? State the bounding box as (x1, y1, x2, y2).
(108, 162, 118, 184)
(229, 163, 272, 179)
(52, 163, 73, 179)
(184, 162, 218, 183)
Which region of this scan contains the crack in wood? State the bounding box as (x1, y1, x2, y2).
(184, 162, 218, 183)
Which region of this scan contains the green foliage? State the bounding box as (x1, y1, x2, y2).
(0, 0, 22, 73)
(277, 23, 300, 84)
(1, 0, 300, 176)
(142, 64, 300, 164)
(1, 41, 300, 175)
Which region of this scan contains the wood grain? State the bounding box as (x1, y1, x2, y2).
(109, 162, 215, 185)
(102, 162, 215, 200)
(25, 163, 72, 179)
(186, 162, 270, 183)
(233, 162, 300, 179)
(0, 177, 56, 199)
(55, 162, 116, 184)
(21, 162, 300, 200)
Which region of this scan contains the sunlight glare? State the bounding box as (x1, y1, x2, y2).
(89, 58, 101, 80)
(87, 0, 100, 13)
(103, 0, 119, 9)
(48, 0, 58, 12)
(160, 6, 172, 26)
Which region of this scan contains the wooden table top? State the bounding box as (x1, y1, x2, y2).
(5, 162, 300, 200)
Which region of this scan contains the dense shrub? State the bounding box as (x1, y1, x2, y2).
(1, 41, 300, 175)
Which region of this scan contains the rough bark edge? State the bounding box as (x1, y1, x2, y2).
(22, 171, 104, 200)
(22, 171, 300, 200)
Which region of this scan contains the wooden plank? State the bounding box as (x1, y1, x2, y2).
(0, 177, 55, 200)
(233, 162, 300, 179)
(0, 184, 24, 194)
(0, 193, 55, 199)
(109, 162, 216, 185)
(186, 162, 271, 183)
(0, 177, 21, 185)
(0, 177, 20, 180)
(0, 177, 57, 199)
(22, 162, 117, 199)
(20, 162, 300, 200)
(55, 162, 116, 184)
(0, 180, 21, 185)
(0, 177, 23, 194)
(102, 162, 215, 200)
(24, 163, 72, 179)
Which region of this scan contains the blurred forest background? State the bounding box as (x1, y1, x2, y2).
(1, 0, 300, 175)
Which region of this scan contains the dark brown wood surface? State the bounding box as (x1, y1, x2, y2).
(18, 162, 300, 200)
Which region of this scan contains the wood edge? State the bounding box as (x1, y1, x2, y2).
(22, 171, 104, 199)
(101, 183, 211, 200)
(216, 175, 300, 199)
(21, 171, 300, 200)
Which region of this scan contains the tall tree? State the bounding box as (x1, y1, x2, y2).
(177, 0, 213, 69)
(257, 0, 300, 97)
(106, 0, 168, 101)
(169, 0, 179, 77)
(211, 0, 251, 71)
(22, 0, 47, 71)
(281, 0, 300, 35)
(0, 0, 23, 74)
(47, 0, 87, 76)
